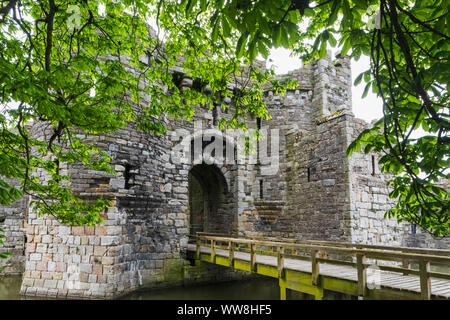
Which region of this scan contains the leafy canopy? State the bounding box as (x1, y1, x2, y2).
(0, 0, 283, 231)
(0, 0, 448, 237)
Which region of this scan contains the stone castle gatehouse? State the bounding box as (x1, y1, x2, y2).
(0, 53, 447, 298)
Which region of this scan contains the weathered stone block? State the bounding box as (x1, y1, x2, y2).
(100, 236, 119, 246)
(43, 279, 57, 289)
(93, 264, 103, 275)
(93, 246, 107, 256)
(79, 263, 92, 273)
(29, 253, 41, 261)
(48, 261, 56, 272)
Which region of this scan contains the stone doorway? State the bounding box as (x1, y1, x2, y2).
(188, 163, 234, 235)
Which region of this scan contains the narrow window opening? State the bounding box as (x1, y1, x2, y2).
(371, 155, 376, 176)
(190, 139, 195, 164)
(212, 105, 217, 126)
(210, 136, 216, 158)
(23, 235, 27, 255)
(256, 118, 261, 164)
(0, 216, 5, 223)
(124, 164, 133, 189)
(192, 78, 203, 92)
(172, 72, 183, 89)
(222, 140, 226, 159)
(259, 180, 263, 199)
(307, 167, 311, 182)
(411, 224, 417, 235)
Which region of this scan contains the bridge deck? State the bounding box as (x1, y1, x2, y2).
(186, 236, 450, 300)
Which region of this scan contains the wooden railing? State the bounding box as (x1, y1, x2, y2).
(194, 232, 450, 256)
(189, 233, 450, 300)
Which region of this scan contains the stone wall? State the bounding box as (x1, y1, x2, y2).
(19, 102, 253, 297)
(347, 118, 449, 249)
(0, 180, 26, 275)
(347, 118, 402, 245)
(21, 212, 250, 299)
(282, 113, 353, 241)
(401, 224, 449, 249)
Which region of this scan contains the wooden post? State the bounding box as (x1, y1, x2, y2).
(419, 260, 431, 300)
(250, 242, 257, 272)
(228, 241, 234, 267)
(277, 246, 285, 278)
(311, 249, 320, 286)
(211, 239, 216, 264)
(279, 279, 287, 300)
(356, 253, 367, 297)
(314, 288, 324, 300)
(402, 258, 410, 276)
(195, 237, 200, 260)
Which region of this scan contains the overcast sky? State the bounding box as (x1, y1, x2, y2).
(267, 48, 383, 124)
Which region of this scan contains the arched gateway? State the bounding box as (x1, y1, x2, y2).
(188, 163, 237, 235)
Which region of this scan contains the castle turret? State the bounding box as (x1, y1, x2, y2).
(311, 52, 352, 121)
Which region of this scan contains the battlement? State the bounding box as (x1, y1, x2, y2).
(164, 51, 353, 128)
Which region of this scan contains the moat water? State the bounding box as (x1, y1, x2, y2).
(3, 265, 449, 300)
(0, 276, 292, 300)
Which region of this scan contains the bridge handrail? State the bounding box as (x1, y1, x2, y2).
(191, 234, 450, 263)
(189, 233, 450, 299)
(193, 232, 450, 256)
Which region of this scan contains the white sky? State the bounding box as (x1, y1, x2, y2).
(267, 48, 383, 123)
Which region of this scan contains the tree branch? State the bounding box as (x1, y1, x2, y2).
(386, 0, 442, 125)
(44, 0, 57, 72)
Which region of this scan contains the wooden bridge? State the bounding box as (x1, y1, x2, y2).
(186, 233, 450, 300)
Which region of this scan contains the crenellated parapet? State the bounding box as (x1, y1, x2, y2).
(3, 41, 447, 302)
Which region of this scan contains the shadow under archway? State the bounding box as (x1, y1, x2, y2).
(188, 163, 236, 235)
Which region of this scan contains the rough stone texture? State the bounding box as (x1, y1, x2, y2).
(240, 54, 354, 241)
(0, 179, 26, 275)
(0, 52, 448, 298)
(347, 118, 402, 245)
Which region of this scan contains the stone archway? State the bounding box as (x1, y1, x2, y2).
(188, 163, 235, 235)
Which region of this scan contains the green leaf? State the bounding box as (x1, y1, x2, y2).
(273, 25, 282, 46)
(342, 0, 353, 28)
(248, 34, 258, 60)
(328, 0, 341, 26)
(200, 0, 207, 11)
(211, 20, 219, 42)
(185, 0, 196, 15)
(236, 31, 249, 58)
(362, 81, 371, 98)
(354, 72, 363, 86)
(340, 39, 351, 56)
(258, 40, 270, 59)
(222, 16, 231, 38)
(363, 70, 371, 82)
(328, 32, 337, 47)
